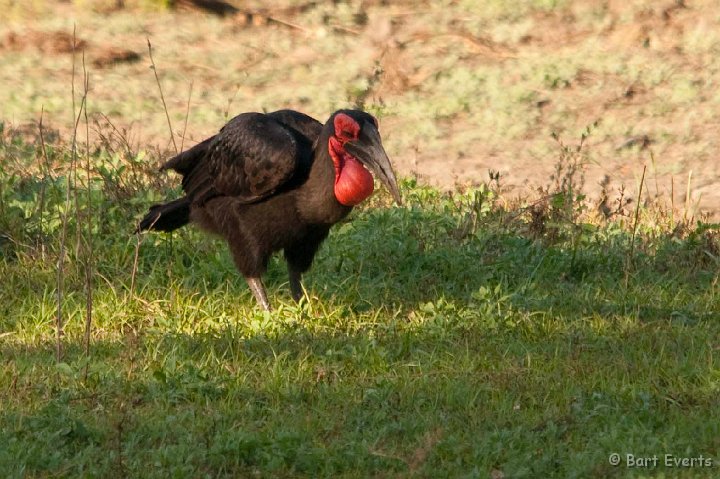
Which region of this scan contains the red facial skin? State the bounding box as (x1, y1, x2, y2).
(328, 113, 375, 206)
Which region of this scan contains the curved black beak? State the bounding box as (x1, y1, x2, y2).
(345, 122, 402, 206)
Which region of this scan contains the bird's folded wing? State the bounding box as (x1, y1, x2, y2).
(180, 112, 307, 205)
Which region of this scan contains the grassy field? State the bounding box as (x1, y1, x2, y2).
(1, 0, 720, 477)
(1, 119, 719, 477)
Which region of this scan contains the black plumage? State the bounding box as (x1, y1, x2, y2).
(138, 109, 401, 310)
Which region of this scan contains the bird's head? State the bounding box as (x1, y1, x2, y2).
(327, 110, 402, 207)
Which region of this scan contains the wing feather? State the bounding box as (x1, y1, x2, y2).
(175, 112, 315, 205)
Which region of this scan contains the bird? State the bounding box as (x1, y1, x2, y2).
(137, 109, 401, 310)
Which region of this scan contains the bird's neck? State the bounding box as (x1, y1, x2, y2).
(295, 129, 353, 224)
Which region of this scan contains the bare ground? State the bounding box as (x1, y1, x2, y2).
(1, 0, 719, 217)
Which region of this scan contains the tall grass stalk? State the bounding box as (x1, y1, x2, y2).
(147, 38, 178, 154)
(81, 50, 94, 374)
(624, 164, 646, 290)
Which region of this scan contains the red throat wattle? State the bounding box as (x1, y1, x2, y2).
(329, 137, 374, 206)
(328, 113, 375, 206)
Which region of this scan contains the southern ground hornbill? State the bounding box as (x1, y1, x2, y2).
(137, 109, 401, 310)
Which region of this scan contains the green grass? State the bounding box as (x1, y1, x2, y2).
(1, 130, 719, 478)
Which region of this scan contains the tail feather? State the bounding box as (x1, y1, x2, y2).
(136, 197, 191, 233)
(139, 138, 212, 234)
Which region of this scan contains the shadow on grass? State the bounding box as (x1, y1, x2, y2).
(2, 294, 718, 478)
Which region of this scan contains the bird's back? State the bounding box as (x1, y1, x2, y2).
(160, 111, 321, 208)
(266, 110, 323, 144)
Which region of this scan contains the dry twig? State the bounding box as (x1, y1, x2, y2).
(147, 39, 178, 154)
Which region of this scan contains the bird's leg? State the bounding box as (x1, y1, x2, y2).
(288, 267, 303, 303)
(246, 277, 271, 311)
